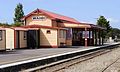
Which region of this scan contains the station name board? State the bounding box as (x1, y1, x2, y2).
(32, 16, 46, 21)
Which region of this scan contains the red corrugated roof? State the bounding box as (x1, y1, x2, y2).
(22, 9, 80, 24)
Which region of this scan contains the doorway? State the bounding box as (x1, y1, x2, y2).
(27, 30, 40, 48)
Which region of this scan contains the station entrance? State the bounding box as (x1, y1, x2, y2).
(27, 30, 40, 48)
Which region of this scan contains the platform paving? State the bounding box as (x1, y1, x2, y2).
(0, 47, 89, 65)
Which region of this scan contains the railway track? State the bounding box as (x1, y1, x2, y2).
(101, 57, 120, 72)
(23, 46, 119, 72)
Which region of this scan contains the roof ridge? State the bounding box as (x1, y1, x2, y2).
(40, 9, 76, 19)
(22, 8, 80, 24)
(39, 9, 80, 23)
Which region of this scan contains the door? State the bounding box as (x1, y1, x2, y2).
(27, 30, 40, 48)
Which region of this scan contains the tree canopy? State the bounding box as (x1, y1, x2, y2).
(13, 3, 24, 26)
(97, 16, 112, 38)
(0, 23, 11, 27)
(110, 28, 120, 39)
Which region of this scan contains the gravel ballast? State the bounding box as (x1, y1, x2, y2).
(57, 47, 120, 72)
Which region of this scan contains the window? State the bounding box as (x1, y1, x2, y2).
(24, 31, 27, 40)
(63, 31, 66, 39)
(59, 30, 66, 38)
(46, 30, 51, 34)
(59, 30, 63, 38)
(61, 30, 64, 38)
(32, 16, 46, 21)
(0, 30, 2, 41)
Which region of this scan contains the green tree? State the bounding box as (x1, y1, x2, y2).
(0, 23, 12, 27)
(97, 16, 112, 38)
(111, 28, 120, 39)
(12, 22, 22, 27)
(14, 3, 24, 26)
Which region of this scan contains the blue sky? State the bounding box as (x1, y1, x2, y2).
(0, 0, 120, 28)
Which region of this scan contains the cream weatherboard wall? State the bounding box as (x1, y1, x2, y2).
(5, 28, 14, 50)
(40, 28, 58, 47)
(19, 31, 27, 48)
(26, 14, 52, 26)
(0, 30, 5, 50)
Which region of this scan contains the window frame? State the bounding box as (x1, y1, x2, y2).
(59, 30, 66, 38)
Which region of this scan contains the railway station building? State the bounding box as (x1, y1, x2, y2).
(20, 9, 105, 48)
(0, 8, 105, 50)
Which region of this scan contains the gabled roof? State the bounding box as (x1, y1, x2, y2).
(21, 9, 80, 24)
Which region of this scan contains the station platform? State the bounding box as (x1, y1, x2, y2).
(0, 42, 119, 71)
(0, 46, 91, 65)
